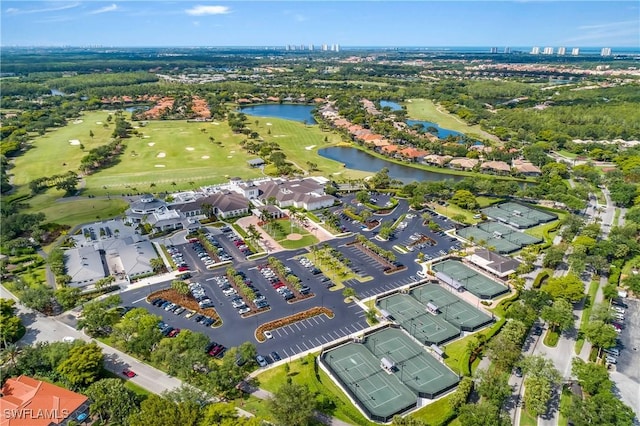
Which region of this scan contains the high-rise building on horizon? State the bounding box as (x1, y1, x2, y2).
(601, 47, 612, 56)
(531, 46, 540, 55)
(490, 47, 498, 54)
(571, 47, 580, 56)
(504, 47, 511, 54)
(543, 47, 554, 55)
(557, 47, 566, 55)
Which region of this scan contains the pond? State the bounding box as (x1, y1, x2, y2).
(406, 119, 464, 139)
(380, 100, 403, 111)
(125, 106, 149, 113)
(318, 146, 465, 184)
(239, 104, 316, 124)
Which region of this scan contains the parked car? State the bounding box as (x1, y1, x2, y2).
(270, 351, 281, 361)
(122, 369, 136, 378)
(238, 306, 251, 315)
(264, 330, 273, 339)
(256, 355, 268, 367)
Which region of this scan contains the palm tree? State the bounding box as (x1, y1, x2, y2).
(1, 343, 20, 368)
(150, 257, 165, 273)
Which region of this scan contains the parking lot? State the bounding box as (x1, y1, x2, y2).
(610, 297, 640, 415)
(119, 194, 464, 364)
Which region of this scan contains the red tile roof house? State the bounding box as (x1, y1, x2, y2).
(358, 133, 385, 144)
(0, 376, 90, 426)
(481, 160, 512, 175)
(381, 145, 400, 156)
(399, 147, 429, 162)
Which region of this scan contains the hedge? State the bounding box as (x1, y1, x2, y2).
(533, 270, 550, 289)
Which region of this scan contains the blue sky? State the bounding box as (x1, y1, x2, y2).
(2, 1, 639, 47)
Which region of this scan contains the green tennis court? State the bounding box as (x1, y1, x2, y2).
(478, 221, 541, 246)
(432, 259, 509, 299)
(410, 284, 493, 331)
(378, 294, 460, 345)
(323, 340, 417, 421)
(321, 327, 460, 421)
(457, 226, 521, 253)
(481, 202, 556, 229)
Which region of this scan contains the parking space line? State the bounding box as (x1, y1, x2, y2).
(294, 323, 302, 331)
(301, 321, 308, 329)
(302, 342, 310, 350)
(315, 338, 322, 346)
(322, 335, 329, 343)
(296, 344, 303, 353)
(311, 317, 320, 325)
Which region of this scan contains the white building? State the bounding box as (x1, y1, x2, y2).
(571, 47, 580, 56)
(557, 47, 566, 55)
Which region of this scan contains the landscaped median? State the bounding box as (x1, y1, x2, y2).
(147, 288, 222, 327)
(255, 306, 334, 342)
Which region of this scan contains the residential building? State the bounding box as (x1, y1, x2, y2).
(398, 147, 428, 162)
(424, 154, 452, 167)
(448, 158, 479, 171)
(512, 159, 542, 176)
(480, 160, 512, 175)
(0, 376, 90, 426)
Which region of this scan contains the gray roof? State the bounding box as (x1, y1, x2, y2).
(66, 245, 107, 287)
(472, 248, 521, 274)
(116, 240, 156, 277)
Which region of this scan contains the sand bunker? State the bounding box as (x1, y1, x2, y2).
(211, 122, 220, 125)
(143, 136, 150, 138)
(230, 150, 235, 154)
(157, 152, 166, 158)
(73, 119, 83, 124)
(227, 156, 233, 158)
(69, 139, 81, 145)
(201, 156, 210, 159)
(185, 147, 195, 151)
(266, 123, 272, 126)
(147, 142, 155, 147)
(95, 121, 102, 124)
(154, 165, 166, 168)
(305, 145, 316, 150)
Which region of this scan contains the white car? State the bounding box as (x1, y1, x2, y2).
(264, 330, 273, 339)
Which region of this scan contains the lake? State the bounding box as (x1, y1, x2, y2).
(380, 100, 403, 111)
(240, 104, 316, 124)
(406, 119, 464, 139)
(318, 146, 465, 184)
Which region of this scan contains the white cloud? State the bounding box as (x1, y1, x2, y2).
(564, 19, 639, 44)
(185, 5, 230, 16)
(6, 2, 80, 15)
(89, 4, 118, 15)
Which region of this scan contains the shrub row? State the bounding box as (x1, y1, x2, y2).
(256, 307, 334, 342)
(532, 270, 550, 289)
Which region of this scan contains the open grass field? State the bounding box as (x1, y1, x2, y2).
(525, 219, 561, 245)
(256, 354, 379, 426)
(428, 202, 480, 225)
(9, 112, 374, 227)
(405, 99, 499, 142)
(27, 193, 128, 227)
(10, 111, 368, 198)
(476, 196, 503, 208)
(264, 219, 319, 249)
(406, 392, 456, 426)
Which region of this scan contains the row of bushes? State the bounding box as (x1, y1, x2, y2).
(532, 270, 551, 289)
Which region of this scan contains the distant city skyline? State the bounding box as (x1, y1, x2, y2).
(2, 1, 639, 48)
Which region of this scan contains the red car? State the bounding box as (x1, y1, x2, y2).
(122, 369, 136, 378)
(177, 266, 189, 272)
(272, 282, 286, 289)
(168, 328, 180, 337)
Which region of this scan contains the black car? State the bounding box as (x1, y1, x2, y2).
(270, 351, 281, 362)
(194, 315, 204, 322)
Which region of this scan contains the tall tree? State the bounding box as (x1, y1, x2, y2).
(78, 295, 121, 337)
(540, 299, 574, 332)
(112, 308, 163, 359)
(458, 401, 511, 426)
(544, 274, 585, 303)
(85, 378, 139, 424)
(571, 358, 612, 396)
(583, 320, 617, 350)
(267, 382, 317, 426)
(56, 342, 103, 389)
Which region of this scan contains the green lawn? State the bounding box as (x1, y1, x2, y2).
(575, 279, 600, 354)
(25, 192, 128, 227)
(279, 235, 319, 249)
(443, 335, 473, 375)
(476, 196, 503, 208)
(544, 329, 559, 347)
(406, 393, 456, 426)
(557, 387, 572, 426)
(429, 202, 479, 225)
(405, 99, 499, 142)
(263, 219, 319, 249)
(556, 150, 578, 159)
(525, 220, 560, 244)
(256, 355, 379, 426)
(520, 409, 538, 426)
(11, 111, 369, 198)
